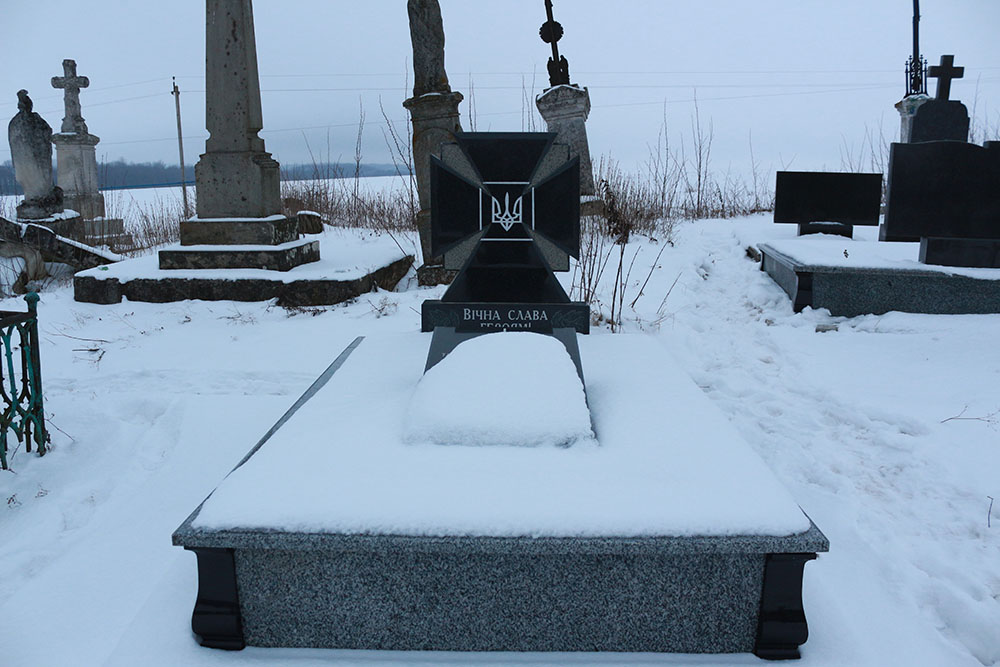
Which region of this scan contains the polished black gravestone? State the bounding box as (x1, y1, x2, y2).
(774, 172, 882, 237)
(421, 132, 589, 334)
(880, 141, 1000, 266)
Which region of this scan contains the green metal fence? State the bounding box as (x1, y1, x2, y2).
(0, 293, 47, 469)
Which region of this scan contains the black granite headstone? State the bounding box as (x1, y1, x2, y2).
(910, 100, 970, 143)
(881, 141, 1000, 266)
(774, 171, 882, 237)
(422, 132, 588, 334)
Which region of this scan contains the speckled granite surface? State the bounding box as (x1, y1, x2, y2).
(760, 242, 1000, 316)
(172, 333, 829, 652)
(175, 507, 826, 651)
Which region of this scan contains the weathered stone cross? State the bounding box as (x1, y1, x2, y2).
(929, 54, 964, 101)
(51, 59, 90, 134)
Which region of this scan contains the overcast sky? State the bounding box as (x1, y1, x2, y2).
(3, 1, 999, 181)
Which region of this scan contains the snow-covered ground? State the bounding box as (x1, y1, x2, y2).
(1, 210, 998, 666)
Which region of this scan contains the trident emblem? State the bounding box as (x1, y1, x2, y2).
(491, 192, 523, 231)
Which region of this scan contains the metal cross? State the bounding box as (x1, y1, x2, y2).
(51, 59, 90, 134)
(905, 0, 927, 96)
(929, 54, 964, 101)
(539, 0, 570, 87)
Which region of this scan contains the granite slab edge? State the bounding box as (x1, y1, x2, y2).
(758, 242, 1000, 279)
(173, 511, 829, 556)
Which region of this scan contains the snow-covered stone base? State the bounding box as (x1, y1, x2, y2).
(73, 229, 413, 306)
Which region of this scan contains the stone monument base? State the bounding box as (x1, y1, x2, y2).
(1, 215, 119, 270)
(42, 216, 133, 252)
(919, 237, 1000, 269)
(173, 334, 828, 659)
(167, 216, 317, 272)
(159, 238, 319, 272)
(73, 230, 412, 306)
(193, 152, 282, 220)
(416, 263, 457, 286)
(759, 238, 1000, 316)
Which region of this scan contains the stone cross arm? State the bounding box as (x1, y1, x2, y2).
(51, 59, 89, 92)
(51, 59, 90, 134)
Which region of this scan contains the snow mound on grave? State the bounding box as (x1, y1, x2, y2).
(404, 332, 596, 448)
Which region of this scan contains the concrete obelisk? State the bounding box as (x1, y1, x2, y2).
(184, 0, 287, 243)
(162, 0, 319, 271)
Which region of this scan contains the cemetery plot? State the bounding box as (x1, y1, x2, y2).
(761, 49, 999, 313)
(759, 236, 1000, 316)
(174, 333, 827, 658)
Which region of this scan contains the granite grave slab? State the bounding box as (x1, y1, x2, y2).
(759, 235, 1000, 316)
(174, 334, 828, 659)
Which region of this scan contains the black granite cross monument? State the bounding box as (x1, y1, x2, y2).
(929, 54, 964, 101)
(420, 132, 589, 373)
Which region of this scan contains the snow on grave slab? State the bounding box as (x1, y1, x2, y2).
(191, 333, 810, 538)
(759, 235, 1000, 316)
(73, 228, 413, 306)
(404, 332, 595, 449)
(175, 333, 826, 655)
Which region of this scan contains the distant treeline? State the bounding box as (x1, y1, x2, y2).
(0, 160, 403, 195)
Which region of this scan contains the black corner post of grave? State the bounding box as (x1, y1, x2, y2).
(753, 552, 818, 660)
(185, 547, 246, 650)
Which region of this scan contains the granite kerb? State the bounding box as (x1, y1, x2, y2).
(757, 242, 1000, 279)
(172, 515, 829, 556)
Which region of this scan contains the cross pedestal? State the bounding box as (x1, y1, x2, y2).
(51, 132, 105, 219)
(403, 91, 464, 285)
(536, 85, 595, 197)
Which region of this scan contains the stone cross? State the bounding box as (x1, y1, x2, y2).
(51, 59, 90, 134)
(929, 54, 964, 101)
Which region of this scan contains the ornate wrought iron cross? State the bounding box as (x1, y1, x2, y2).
(905, 0, 927, 97)
(540, 0, 570, 87)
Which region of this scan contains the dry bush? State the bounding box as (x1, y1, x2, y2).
(127, 192, 185, 252)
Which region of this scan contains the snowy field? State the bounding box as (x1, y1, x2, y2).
(0, 203, 998, 666)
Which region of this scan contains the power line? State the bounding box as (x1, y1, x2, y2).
(3, 77, 999, 156)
